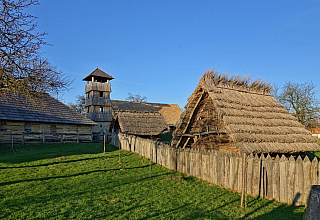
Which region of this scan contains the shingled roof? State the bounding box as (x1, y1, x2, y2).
(171, 70, 320, 154)
(112, 110, 168, 136)
(111, 100, 182, 126)
(0, 92, 96, 125)
(82, 67, 114, 82)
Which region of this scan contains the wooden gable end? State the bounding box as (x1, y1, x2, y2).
(172, 86, 235, 152)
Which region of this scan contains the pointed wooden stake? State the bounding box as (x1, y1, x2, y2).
(241, 152, 247, 208)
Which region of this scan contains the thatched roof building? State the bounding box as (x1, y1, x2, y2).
(111, 100, 182, 127)
(111, 110, 168, 136)
(171, 70, 320, 154)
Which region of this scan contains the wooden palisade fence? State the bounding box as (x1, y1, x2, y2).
(112, 132, 320, 206)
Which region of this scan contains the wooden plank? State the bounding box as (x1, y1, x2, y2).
(294, 156, 304, 206)
(279, 154, 288, 203)
(311, 157, 318, 185)
(287, 156, 295, 204)
(246, 153, 254, 195)
(265, 154, 273, 200)
(185, 148, 190, 175)
(181, 148, 186, 174)
(225, 152, 230, 189)
(177, 149, 183, 172)
(241, 152, 246, 207)
(229, 153, 235, 190)
(201, 151, 208, 181)
(303, 156, 312, 206)
(196, 149, 202, 179)
(237, 155, 243, 192)
(212, 151, 218, 185)
(273, 155, 280, 202)
(208, 150, 213, 183)
(190, 149, 195, 177)
(259, 154, 266, 199)
(218, 151, 225, 187)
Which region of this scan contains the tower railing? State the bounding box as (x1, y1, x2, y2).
(85, 82, 111, 93)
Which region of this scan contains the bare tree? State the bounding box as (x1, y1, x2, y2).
(276, 81, 320, 127)
(126, 93, 147, 102)
(0, 0, 71, 100)
(68, 95, 86, 115)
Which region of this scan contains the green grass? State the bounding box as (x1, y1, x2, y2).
(0, 143, 304, 219)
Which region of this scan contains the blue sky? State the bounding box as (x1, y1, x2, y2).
(27, 1, 320, 108)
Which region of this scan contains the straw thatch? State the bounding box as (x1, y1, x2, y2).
(111, 110, 168, 136)
(111, 100, 182, 127)
(172, 69, 320, 154)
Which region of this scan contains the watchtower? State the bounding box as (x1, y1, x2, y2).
(83, 67, 114, 133)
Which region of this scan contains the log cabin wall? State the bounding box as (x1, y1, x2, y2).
(0, 121, 93, 143)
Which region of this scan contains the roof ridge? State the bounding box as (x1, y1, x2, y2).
(82, 67, 114, 81)
(201, 69, 272, 95)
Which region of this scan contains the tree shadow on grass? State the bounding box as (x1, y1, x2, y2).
(0, 170, 173, 219)
(242, 197, 304, 220)
(244, 204, 304, 220)
(0, 143, 118, 164)
(0, 164, 154, 187)
(0, 155, 118, 169)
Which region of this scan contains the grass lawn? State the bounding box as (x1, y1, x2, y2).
(0, 143, 304, 219)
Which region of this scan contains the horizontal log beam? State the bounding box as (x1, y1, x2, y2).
(179, 130, 227, 137)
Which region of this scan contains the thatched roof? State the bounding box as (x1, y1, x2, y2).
(172, 70, 320, 154)
(111, 100, 182, 126)
(83, 67, 114, 82)
(0, 92, 96, 125)
(112, 110, 168, 136)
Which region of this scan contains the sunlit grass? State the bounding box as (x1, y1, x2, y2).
(0, 143, 304, 219)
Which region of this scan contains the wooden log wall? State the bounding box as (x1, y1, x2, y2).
(0, 131, 93, 145)
(114, 132, 320, 206)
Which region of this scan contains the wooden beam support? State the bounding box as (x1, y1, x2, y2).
(241, 152, 247, 208)
(182, 137, 190, 149)
(175, 90, 204, 147)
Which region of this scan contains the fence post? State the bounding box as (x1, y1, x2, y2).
(241, 152, 247, 208)
(246, 153, 254, 195)
(303, 156, 312, 205)
(149, 139, 153, 178)
(11, 132, 14, 150)
(279, 154, 288, 203)
(60, 133, 63, 143)
(103, 134, 106, 153)
(22, 132, 25, 145)
(294, 156, 303, 206)
(265, 154, 274, 200)
(287, 156, 296, 204)
(273, 155, 280, 202)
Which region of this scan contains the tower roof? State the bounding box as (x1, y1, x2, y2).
(83, 67, 114, 82)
